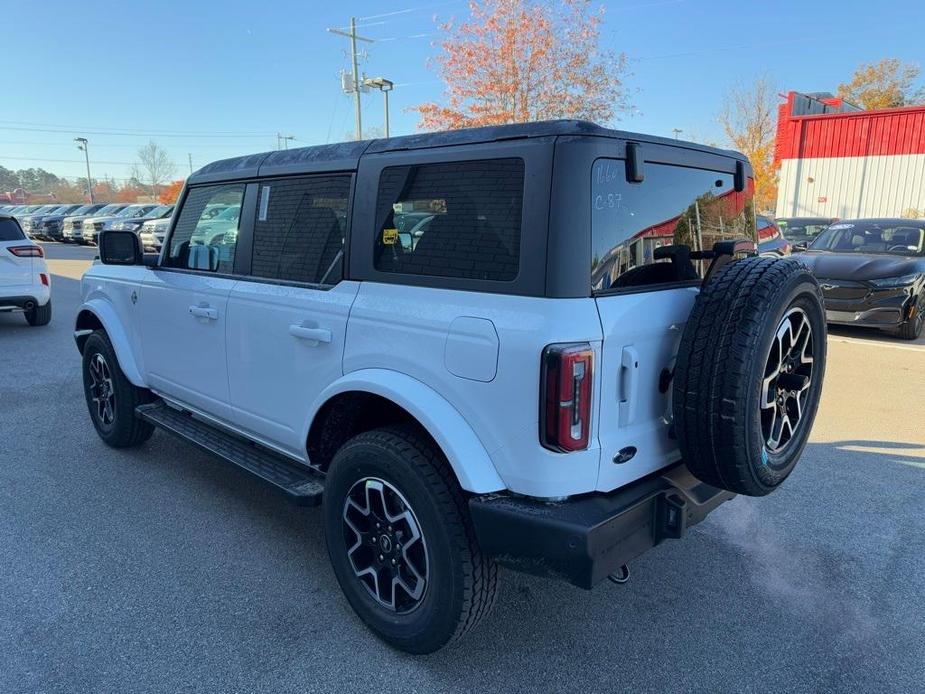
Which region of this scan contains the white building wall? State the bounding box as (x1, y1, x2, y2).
(776, 154, 925, 219)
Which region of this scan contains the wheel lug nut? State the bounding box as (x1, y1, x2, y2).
(379, 555, 384, 561)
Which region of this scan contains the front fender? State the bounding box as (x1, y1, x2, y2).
(309, 369, 506, 494)
(75, 299, 146, 387)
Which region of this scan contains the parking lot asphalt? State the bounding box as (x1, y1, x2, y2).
(1, 243, 923, 693)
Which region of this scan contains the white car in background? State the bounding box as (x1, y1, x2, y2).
(0, 213, 51, 326)
(139, 215, 172, 252)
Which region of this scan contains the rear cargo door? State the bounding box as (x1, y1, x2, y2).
(0, 218, 33, 289)
(591, 153, 755, 491)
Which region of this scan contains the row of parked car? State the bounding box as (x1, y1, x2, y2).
(0, 202, 174, 249)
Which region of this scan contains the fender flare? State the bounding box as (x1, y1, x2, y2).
(74, 299, 146, 387)
(309, 369, 506, 494)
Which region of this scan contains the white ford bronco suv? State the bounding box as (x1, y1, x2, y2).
(76, 121, 826, 653)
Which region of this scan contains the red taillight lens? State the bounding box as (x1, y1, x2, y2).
(540, 342, 593, 452)
(8, 245, 44, 258)
(39, 273, 49, 286)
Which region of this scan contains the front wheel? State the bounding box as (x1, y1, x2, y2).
(81, 331, 155, 448)
(896, 300, 923, 340)
(323, 427, 497, 654)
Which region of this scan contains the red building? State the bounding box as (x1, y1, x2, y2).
(775, 91, 925, 219)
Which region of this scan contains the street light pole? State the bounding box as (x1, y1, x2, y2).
(362, 77, 394, 138)
(74, 137, 93, 203)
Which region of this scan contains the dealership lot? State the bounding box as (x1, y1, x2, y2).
(1, 243, 923, 693)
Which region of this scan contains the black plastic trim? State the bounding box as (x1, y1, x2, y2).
(469, 463, 734, 589)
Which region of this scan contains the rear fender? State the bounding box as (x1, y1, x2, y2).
(308, 369, 506, 494)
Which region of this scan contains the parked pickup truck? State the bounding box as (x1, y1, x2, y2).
(75, 121, 827, 654)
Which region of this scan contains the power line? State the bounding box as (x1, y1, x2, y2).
(1, 155, 136, 166)
(0, 125, 274, 139)
(0, 119, 274, 136)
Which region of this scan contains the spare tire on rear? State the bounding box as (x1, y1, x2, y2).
(672, 256, 826, 496)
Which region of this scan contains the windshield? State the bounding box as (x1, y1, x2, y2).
(810, 221, 925, 256)
(146, 205, 171, 218)
(116, 205, 148, 218)
(214, 206, 240, 221)
(95, 204, 123, 216)
(778, 219, 833, 245)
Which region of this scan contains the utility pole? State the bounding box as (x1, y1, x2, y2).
(276, 133, 294, 150)
(74, 137, 93, 203)
(188, 153, 193, 175)
(328, 18, 374, 140)
(672, 128, 682, 140)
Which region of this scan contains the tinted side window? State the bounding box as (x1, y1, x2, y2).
(374, 158, 524, 282)
(0, 219, 25, 241)
(591, 160, 756, 292)
(251, 175, 350, 285)
(166, 184, 245, 273)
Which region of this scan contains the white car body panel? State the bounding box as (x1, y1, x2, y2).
(343, 282, 604, 497)
(0, 237, 51, 308)
(311, 368, 507, 493)
(138, 269, 237, 420)
(594, 287, 696, 491)
(225, 279, 360, 457)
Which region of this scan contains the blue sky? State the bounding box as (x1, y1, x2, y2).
(3, 0, 923, 184)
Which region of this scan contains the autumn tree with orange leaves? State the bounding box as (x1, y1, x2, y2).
(159, 179, 185, 204)
(414, 0, 631, 131)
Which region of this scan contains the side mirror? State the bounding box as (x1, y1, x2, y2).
(99, 230, 143, 266)
(793, 243, 808, 252)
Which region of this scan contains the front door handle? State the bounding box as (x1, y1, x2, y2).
(289, 324, 332, 345)
(189, 304, 218, 320)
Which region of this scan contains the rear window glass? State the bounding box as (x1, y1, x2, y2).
(0, 219, 25, 241)
(591, 160, 756, 292)
(373, 158, 524, 282)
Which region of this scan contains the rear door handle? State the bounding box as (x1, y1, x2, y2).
(189, 304, 218, 320)
(289, 324, 332, 345)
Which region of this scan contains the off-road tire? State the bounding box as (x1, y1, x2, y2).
(673, 257, 827, 496)
(81, 330, 155, 448)
(24, 300, 51, 326)
(324, 426, 498, 654)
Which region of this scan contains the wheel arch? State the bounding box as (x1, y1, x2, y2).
(306, 369, 506, 494)
(74, 301, 146, 387)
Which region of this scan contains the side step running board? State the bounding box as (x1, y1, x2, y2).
(136, 402, 324, 506)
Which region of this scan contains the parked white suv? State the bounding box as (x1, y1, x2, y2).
(75, 122, 826, 653)
(0, 214, 51, 325)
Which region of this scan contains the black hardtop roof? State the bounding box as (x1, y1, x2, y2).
(188, 119, 747, 185)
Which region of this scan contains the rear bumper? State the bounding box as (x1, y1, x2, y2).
(0, 290, 49, 311)
(469, 463, 734, 589)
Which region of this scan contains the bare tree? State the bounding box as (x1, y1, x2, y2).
(133, 141, 176, 202)
(718, 76, 779, 213)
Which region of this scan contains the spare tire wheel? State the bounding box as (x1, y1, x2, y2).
(672, 256, 826, 496)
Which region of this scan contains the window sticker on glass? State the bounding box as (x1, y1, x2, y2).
(259, 186, 271, 221)
(382, 228, 398, 245)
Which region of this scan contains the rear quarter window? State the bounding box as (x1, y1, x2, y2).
(373, 158, 524, 282)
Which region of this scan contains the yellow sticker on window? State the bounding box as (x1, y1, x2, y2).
(382, 228, 398, 245)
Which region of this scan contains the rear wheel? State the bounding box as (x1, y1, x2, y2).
(673, 257, 827, 496)
(323, 427, 497, 654)
(81, 331, 154, 448)
(24, 300, 51, 327)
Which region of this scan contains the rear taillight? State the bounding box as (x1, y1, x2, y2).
(540, 343, 593, 452)
(7, 245, 44, 258)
